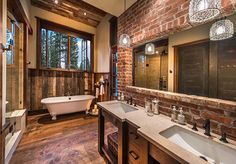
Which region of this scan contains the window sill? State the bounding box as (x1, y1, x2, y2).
(29, 68, 93, 73)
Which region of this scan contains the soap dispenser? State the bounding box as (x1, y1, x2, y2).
(171, 106, 177, 122)
(121, 92, 125, 101)
(117, 92, 121, 101)
(178, 107, 185, 125)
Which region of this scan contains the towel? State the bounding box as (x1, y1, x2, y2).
(100, 84, 105, 96)
(96, 87, 99, 98)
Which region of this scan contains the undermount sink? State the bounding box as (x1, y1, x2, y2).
(160, 125, 236, 164)
(107, 102, 138, 113)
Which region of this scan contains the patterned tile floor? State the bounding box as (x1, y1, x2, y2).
(10, 112, 116, 164)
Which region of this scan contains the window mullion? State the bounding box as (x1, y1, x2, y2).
(46, 29, 48, 68)
(68, 36, 71, 70)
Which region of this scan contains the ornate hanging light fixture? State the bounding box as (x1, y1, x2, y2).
(145, 43, 155, 55)
(189, 0, 221, 23)
(210, 18, 234, 41)
(119, 0, 131, 48)
(119, 34, 131, 48)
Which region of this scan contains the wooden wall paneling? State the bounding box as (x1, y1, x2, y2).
(56, 71, 61, 96)
(28, 69, 95, 110)
(177, 41, 209, 97)
(217, 35, 236, 101)
(209, 41, 218, 98)
(42, 71, 48, 99)
(79, 73, 84, 95)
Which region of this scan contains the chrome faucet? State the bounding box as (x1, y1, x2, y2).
(203, 119, 211, 137)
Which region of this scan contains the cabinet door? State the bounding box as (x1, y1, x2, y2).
(127, 124, 148, 164)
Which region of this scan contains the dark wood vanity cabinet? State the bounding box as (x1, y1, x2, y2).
(149, 144, 180, 164)
(98, 107, 183, 164)
(127, 123, 148, 164)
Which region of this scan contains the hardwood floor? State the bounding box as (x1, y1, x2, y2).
(10, 112, 116, 164)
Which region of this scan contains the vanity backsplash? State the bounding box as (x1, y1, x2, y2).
(124, 86, 236, 141)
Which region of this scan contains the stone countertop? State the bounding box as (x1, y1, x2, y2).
(98, 100, 236, 164)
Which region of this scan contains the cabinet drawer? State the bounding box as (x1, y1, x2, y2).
(128, 143, 143, 164)
(128, 123, 148, 164)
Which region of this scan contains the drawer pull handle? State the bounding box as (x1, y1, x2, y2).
(130, 132, 139, 139)
(129, 151, 139, 160)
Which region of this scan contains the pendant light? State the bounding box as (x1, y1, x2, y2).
(189, 0, 221, 23)
(210, 18, 234, 41)
(119, 0, 131, 48)
(145, 43, 155, 55)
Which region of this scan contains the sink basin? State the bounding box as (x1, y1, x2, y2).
(160, 125, 236, 164)
(106, 102, 138, 113)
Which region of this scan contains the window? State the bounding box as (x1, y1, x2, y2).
(69, 37, 91, 70)
(38, 19, 93, 71)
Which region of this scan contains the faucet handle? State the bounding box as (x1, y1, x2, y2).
(133, 99, 137, 107)
(220, 132, 229, 143)
(192, 122, 198, 131)
(203, 119, 211, 137)
(203, 119, 210, 128)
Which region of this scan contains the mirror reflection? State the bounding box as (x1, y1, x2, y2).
(133, 40, 168, 91)
(132, 13, 236, 102)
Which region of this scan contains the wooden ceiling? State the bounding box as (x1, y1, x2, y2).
(31, 0, 107, 27)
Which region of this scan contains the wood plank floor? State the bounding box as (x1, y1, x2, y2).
(10, 112, 116, 164)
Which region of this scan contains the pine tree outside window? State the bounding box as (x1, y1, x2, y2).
(38, 19, 93, 72)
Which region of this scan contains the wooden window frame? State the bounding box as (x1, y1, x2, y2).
(36, 17, 94, 72)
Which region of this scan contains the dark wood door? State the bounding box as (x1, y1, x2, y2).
(0, 0, 4, 163)
(216, 35, 236, 101)
(178, 42, 209, 96)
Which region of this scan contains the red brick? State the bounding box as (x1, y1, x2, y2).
(201, 111, 232, 125)
(118, 0, 236, 140)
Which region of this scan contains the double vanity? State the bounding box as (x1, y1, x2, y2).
(98, 101, 236, 164)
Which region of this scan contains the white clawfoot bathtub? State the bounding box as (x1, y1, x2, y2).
(41, 95, 95, 120)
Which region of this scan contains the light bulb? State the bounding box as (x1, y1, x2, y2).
(198, 0, 208, 11)
(147, 46, 152, 52)
(54, 0, 59, 4)
(216, 26, 225, 35)
(122, 38, 128, 44)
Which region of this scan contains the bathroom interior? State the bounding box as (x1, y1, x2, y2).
(0, 0, 236, 164)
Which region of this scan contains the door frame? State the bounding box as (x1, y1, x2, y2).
(173, 39, 209, 93)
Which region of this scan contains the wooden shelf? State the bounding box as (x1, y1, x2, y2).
(102, 144, 117, 164)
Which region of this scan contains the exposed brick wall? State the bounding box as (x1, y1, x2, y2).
(117, 0, 236, 90)
(125, 86, 236, 140)
(117, 0, 236, 140)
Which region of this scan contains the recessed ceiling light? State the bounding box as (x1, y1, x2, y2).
(83, 12, 87, 16)
(54, 0, 59, 4)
